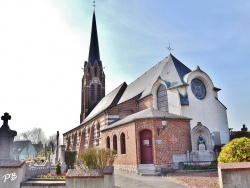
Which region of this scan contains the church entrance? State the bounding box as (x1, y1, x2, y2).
(140, 129, 153, 164)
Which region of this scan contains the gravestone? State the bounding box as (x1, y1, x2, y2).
(190, 122, 214, 162)
(0, 112, 17, 159)
(0, 113, 27, 188)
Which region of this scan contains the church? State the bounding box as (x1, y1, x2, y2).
(63, 12, 229, 172)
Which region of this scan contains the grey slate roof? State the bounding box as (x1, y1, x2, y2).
(101, 108, 191, 131)
(118, 54, 191, 104)
(64, 54, 192, 134)
(13, 140, 32, 155)
(80, 82, 127, 125)
(88, 12, 101, 67)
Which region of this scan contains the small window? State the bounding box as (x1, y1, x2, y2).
(120, 133, 126, 154)
(91, 84, 94, 100)
(106, 136, 110, 149)
(113, 135, 117, 151)
(97, 85, 101, 101)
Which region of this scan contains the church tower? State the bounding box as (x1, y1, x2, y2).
(80, 12, 105, 123)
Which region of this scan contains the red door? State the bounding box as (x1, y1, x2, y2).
(140, 129, 153, 164)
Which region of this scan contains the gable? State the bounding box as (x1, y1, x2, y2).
(118, 54, 191, 105)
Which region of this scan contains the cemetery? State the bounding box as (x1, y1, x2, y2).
(0, 112, 114, 188)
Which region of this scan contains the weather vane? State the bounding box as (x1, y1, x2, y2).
(167, 42, 173, 53)
(93, 1, 96, 10)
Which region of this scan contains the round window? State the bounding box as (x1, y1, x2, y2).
(191, 79, 206, 100)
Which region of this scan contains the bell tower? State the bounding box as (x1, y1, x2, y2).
(80, 12, 105, 123)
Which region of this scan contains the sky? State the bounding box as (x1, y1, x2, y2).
(0, 0, 250, 140)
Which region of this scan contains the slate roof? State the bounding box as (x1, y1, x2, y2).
(88, 12, 101, 66)
(80, 82, 127, 125)
(64, 54, 192, 134)
(101, 108, 191, 131)
(13, 140, 33, 155)
(33, 143, 43, 154)
(118, 54, 191, 104)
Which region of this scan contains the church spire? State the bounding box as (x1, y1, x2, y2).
(80, 10, 105, 123)
(88, 11, 101, 66)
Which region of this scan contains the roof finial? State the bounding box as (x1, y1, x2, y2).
(93, 1, 96, 11)
(167, 42, 173, 54)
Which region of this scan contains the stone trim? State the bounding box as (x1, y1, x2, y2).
(20, 182, 66, 186)
(66, 169, 104, 178)
(103, 166, 114, 175)
(0, 160, 26, 168)
(219, 162, 250, 171)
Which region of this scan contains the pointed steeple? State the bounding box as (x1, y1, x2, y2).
(88, 12, 101, 66)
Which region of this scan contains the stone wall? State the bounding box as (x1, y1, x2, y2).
(182, 69, 229, 144)
(66, 167, 114, 188)
(0, 160, 26, 188)
(218, 162, 250, 188)
(26, 161, 51, 179)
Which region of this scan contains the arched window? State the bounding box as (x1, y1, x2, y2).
(106, 136, 110, 149)
(95, 123, 100, 146)
(72, 133, 77, 150)
(67, 137, 71, 150)
(113, 135, 117, 151)
(96, 123, 100, 138)
(97, 85, 101, 101)
(157, 84, 168, 112)
(91, 84, 94, 100)
(120, 133, 126, 154)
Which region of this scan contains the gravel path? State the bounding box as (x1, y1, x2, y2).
(164, 171, 218, 188)
(114, 170, 186, 188)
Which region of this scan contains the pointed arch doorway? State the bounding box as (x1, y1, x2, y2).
(140, 129, 153, 164)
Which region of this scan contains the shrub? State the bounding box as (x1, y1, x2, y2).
(78, 148, 117, 169)
(65, 150, 77, 169)
(185, 163, 217, 170)
(218, 137, 250, 163)
(55, 161, 61, 175)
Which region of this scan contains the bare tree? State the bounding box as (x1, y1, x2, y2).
(31, 127, 46, 144)
(14, 132, 23, 141)
(19, 128, 46, 144)
(47, 134, 57, 146)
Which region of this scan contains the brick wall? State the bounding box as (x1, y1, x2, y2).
(101, 122, 137, 166)
(135, 118, 191, 165)
(100, 117, 191, 168)
(107, 97, 138, 117)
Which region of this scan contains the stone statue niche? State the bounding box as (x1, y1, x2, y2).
(190, 122, 214, 162)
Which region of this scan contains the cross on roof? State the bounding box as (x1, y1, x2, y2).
(93, 1, 96, 10)
(167, 43, 173, 53)
(1, 112, 11, 125)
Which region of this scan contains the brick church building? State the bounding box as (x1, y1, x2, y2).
(63, 12, 229, 172)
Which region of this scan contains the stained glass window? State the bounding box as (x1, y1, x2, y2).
(191, 79, 206, 100)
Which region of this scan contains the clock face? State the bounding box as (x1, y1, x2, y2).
(191, 78, 206, 100)
(93, 78, 99, 84)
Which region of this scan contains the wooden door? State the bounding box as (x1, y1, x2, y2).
(140, 129, 153, 164)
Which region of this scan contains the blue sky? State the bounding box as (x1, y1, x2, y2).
(0, 0, 250, 138)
